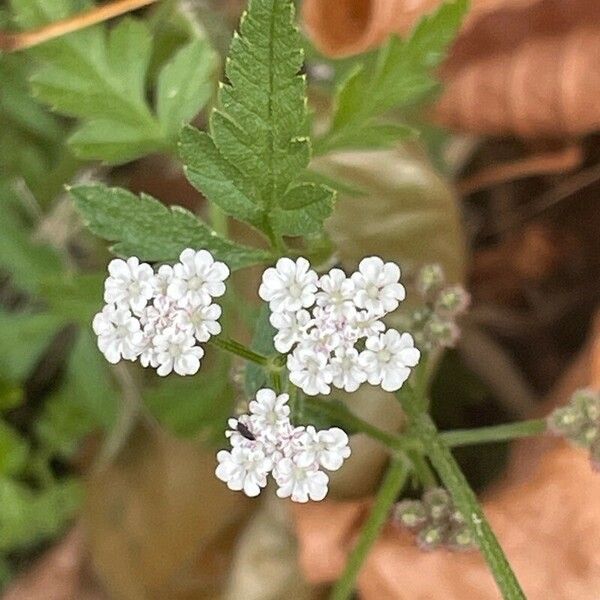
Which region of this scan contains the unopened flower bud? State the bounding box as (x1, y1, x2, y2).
(416, 264, 445, 299)
(447, 524, 476, 551)
(394, 499, 427, 530)
(423, 487, 452, 522)
(573, 389, 600, 423)
(424, 315, 460, 349)
(417, 523, 447, 551)
(547, 404, 585, 438)
(575, 424, 600, 447)
(436, 285, 470, 317)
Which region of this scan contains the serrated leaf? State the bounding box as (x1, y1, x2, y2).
(180, 0, 334, 240)
(69, 184, 271, 270)
(180, 126, 263, 226)
(319, 0, 468, 154)
(157, 38, 217, 138)
(271, 183, 334, 236)
(10, 0, 216, 164)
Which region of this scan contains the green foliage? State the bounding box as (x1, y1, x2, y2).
(0, 185, 63, 294)
(0, 312, 64, 382)
(244, 304, 276, 397)
(315, 0, 468, 154)
(144, 358, 234, 440)
(0, 477, 82, 554)
(179, 0, 335, 244)
(9, 0, 217, 164)
(69, 184, 272, 269)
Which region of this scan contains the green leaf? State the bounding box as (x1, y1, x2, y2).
(69, 184, 271, 270)
(244, 304, 275, 397)
(271, 183, 335, 236)
(320, 0, 468, 154)
(157, 38, 217, 139)
(0, 311, 63, 381)
(0, 380, 23, 412)
(180, 0, 334, 239)
(0, 421, 29, 477)
(0, 477, 81, 553)
(315, 123, 415, 155)
(0, 188, 63, 295)
(40, 272, 104, 326)
(36, 330, 118, 457)
(10, 0, 216, 164)
(144, 358, 233, 439)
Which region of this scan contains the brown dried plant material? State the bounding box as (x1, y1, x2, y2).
(2, 527, 106, 600)
(302, 0, 600, 138)
(303, 0, 539, 57)
(292, 316, 600, 599)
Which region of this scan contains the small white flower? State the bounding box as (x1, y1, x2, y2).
(215, 446, 272, 497)
(273, 457, 329, 503)
(92, 304, 143, 363)
(330, 346, 367, 392)
(168, 248, 229, 307)
(297, 426, 351, 471)
(152, 264, 174, 299)
(350, 310, 385, 339)
(287, 345, 333, 396)
(248, 388, 291, 435)
(270, 309, 311, 353)
(103, 257, 154, 314)
(351, 256, 405, 316)
(315, 268, 356, 317)
(154, 327, 204, 376)
(360, 329, 420, 392)
(259, 257, 318, 313)
(175, 303, 222, 342)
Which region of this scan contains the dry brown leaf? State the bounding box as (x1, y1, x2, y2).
(302, 0, 540, 57)
(292, 314, 600, 599)
(85, 420, 252, 600)
(302, 0, 600, 138)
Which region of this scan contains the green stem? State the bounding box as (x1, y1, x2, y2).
(397, 389, 526, 600)
(209, 337, 269, 366)
(330, 456, 410, 600)
(440, 418, 547, 448)
(304, 397, 409, 452)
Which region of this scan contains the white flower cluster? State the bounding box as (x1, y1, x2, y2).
(92, 248, 229, 376)
(215, 388, 351, 502)
(259, 257, 420, 395)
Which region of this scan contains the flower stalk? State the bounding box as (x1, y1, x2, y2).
(209, 337, 269, 366)
(330, 455, 411, 600)
(396, 386, 526, 600)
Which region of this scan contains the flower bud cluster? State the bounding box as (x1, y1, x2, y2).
(394, 487, 476, 552)
(259, 256, 420, 396)
(547, 388, 600, 470)
(215, 388, 351, 502)
(92, 248, 228, 376)
(409, 264, 470, 351)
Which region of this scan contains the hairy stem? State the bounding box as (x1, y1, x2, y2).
(330, 456, 410, 600)
(440, 418, 547, 447)
(397, 388, 526, 600)
(210, 337, 269, 366)
(0, 0, 159, 52)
